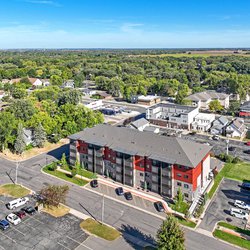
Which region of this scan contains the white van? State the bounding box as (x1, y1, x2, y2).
(6, 197, 29, 210)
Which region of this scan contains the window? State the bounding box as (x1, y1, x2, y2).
(184, 193, 189, 198)
(140, 173, 144, 177)
(178, 165, 182, 169)
(177, 173, 182, 177)
(184, 184, 189, 189)
(177, 182, 181, 186)
(184, 175, 188, 179)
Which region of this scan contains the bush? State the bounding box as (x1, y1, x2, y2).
(232, 156, 242, 164)
(194, 205, 204, 218)
(48, 162, 57, 171)
(25, 144, 34, 151)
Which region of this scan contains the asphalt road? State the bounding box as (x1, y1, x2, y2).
(0, 147, 237, 250)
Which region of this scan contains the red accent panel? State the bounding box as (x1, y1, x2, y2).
(192, 163, 202, 190)
(104, 147, 116, 163)
(134, 155, 145, 171)
(173, 165, 193, 184)
(77, 140, 88, 154)
(145, 157, 152, 172)
(239, 111, 250, 117)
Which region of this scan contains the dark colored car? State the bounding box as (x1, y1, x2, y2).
(228, 146, 236, 151)
(21, 206, 36, 215)
(243, 150, 250, 154)
(242, 182, 250, 190)
(154, 201, 165, 212)
(124, 192, 133, 200)
(115, 187, 124, 196)
(0, 220, 10, 231)
(14, 210, 26, 219)
(90, 179, 98, 188)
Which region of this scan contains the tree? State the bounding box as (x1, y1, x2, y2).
(176, 84, 189, 104)
(57, 89, 82, 106)
(33, 123, 46, 148)
(50, 75, 63, 86)
(39, 185, 69, 207)
(156, 215, 185, 250)
(60, 153, 68, 168)
(176, 187, 184, 210)
(14, 123, 26, 155)
(209, 100, 223, 112)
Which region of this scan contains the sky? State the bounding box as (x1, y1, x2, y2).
(0, 0, 250, 48)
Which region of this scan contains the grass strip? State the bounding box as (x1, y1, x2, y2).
(0, 184, 30, 198)
(218, 221, 250, 237)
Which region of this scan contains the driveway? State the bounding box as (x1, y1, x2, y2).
(199, 178, 250, 231)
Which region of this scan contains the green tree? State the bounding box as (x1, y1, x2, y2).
(60, 153, 68, 168)
(176, 84, 189, 104)
(14, 123, 26, 155)
(33, 123, 47, 148)
(209, 100, 223, 112)
(156, 215, 185, 250)
(50, 75, 63, 86)
(57, 89, 82, 106)
(11, 87, 28, 99)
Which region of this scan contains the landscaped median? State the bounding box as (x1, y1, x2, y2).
(213, 221, 250, 250)
(42, 204, 70, 217)
(80, 218, 120, 241)
(0, 183, 31, 198)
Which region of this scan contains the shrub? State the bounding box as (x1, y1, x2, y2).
(48, 162, 57, 171)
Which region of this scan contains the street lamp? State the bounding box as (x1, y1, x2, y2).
(226, 138, 229, 155)
(15, 161, 19, 185)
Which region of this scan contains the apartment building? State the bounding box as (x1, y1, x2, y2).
(146, 103, 199, 130)
(69, 124, 211, 201)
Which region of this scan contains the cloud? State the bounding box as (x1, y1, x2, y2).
(120, 23, 144, 33)
(23, 0, 61, 7)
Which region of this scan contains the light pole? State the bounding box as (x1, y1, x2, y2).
(15, 161, 19, 185)
(226, 138, 229, 155)
(101, 194, 105, 224)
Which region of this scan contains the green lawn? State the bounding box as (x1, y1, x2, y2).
(80, 218, 120, 241)
(61, 165, 97, 179)
(43, 166, 88, 186)
(213, 229, 250, 250)
(209, 162, 250, 198)
(0, 184, 30, 198)
(218, 221, 250, 237)
(175, 216, 196, 228)
(170, 201, 190, 214)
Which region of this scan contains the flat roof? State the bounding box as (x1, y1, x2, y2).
(69, 124, 211, 168)
(148, 102, 197, 113)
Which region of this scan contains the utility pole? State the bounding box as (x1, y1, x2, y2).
(15, 161, 19, 185)
(101, 194, 104, 224)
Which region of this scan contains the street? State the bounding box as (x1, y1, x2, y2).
(0, 146, 237, 250)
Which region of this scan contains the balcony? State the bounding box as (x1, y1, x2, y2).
(116, 166, 122, 173)
(96, 151, 103, 157)
(152, 166, 159, 174)
(95, 159, 103, 166)
(116, 158, 122, 164)
(152, 175, 159, 183)
(125, 169, 133, 176)
(125, 161, 133, 168)
(161, 178, 171, 187)
(162, 168, 171, 176)
(88, 149, 93, 155)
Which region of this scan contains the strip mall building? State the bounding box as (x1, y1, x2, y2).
(69, 124, 211, 202)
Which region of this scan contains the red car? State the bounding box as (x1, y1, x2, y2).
(14, 210, 26, 219)
(246, 141, 250, 146)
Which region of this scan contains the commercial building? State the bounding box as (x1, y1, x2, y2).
(69, 124, 211, 201)
(191, 113, 215, 132)
(186, 90, 230, 109)
(146, 103, 199, 130)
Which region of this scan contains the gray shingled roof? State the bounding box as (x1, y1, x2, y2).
(69, 124, 211, 168)
(187, 90, 229, 101)
(130, 118, 149, 129)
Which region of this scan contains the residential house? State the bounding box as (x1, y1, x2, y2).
(29, 78, 43, 88)
(191, 113, 215, 132)
(239, 101, 250, 118)
(146, 102, 199, 130)
(129, 118, 149, 131)
(84, 100, 103, 110)
(143, 126, 160, 134)
(226, 118, 247, 138)
(69, 124, 212, 202)
(186, 90, 230, 109)
(210, 116, 229, 135)
(62, 80, 75, 89)
(80, 88, 96, 96)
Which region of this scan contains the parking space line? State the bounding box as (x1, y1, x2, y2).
(67, 236, 93, 250)
(11, 227, 25, 236)
(141, 197, 147, 208)
(0, 244, 5, 250)
(0, 230, 16, 244)
(26, 214, 45, 224)
(57, 242, 71, 250)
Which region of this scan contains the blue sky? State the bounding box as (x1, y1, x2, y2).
(0, 0, 250, 48)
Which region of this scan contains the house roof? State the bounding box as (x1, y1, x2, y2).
(186, 90, 229, 102)
(143, 126, 158, 132)
(240, 101, 250, 111)
(217, 116, 229, 125)
(227, 118, 246, 134)
(130, 118, 149, 129)
(69, 124, 211, 168)
(137, 95, 160, 101)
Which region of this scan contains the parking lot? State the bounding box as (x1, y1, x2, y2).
(199, 178, 250, 231)
(85, 182, 164, 216)
(0, 196, 89, 250)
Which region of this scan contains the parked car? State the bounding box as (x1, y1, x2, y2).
(234, 200, 250, 210)
(241, 182, 250, 190)
(6, 197, 29, 210)
(90, 179, 98, 188)
(212, 135, 220, 141)
(154, 201, 165, 212)
(6, 213, 21, 225)
(243, 150, 250, 155)
(0, 220, 10, 231)
(189, 131, 196, 136)
(21, 206, 36, 215)
(115, 187, 124, 196)
(14, 210, 26, 219)
(230, 208, 249, 220)
(245, 141, 250, 146)
(124, 192, 133, 200)
(228, 146, 236, 151)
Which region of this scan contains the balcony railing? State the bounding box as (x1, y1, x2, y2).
(116, 166, 122, 173)
(152, 175, 159, 183)
(95, 159, 103, 166)
(88, 149, 93, 155)
(95, 151, 103, 157)
(125, 161, 133, 168)
(125, 169, 133, 176)
(116, 158, 122, 164)
(152, 166, 158, 174)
